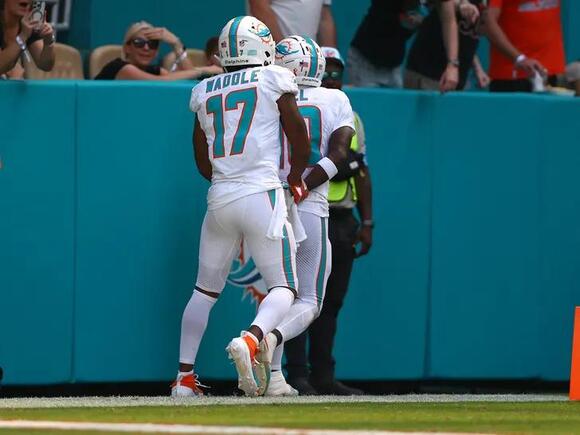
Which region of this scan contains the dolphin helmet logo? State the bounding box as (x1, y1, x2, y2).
(276, 42, 299, 57)
(249, 23, 272, 42)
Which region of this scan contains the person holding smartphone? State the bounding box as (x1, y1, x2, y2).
(0, 0, 55, 79)
(95, 21, 222, 80)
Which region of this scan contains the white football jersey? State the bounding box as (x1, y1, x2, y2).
(279, 86, 355, 217)
(190, 65, 299, 210)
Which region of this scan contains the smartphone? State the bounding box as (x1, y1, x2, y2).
(30, 1, 46, 24)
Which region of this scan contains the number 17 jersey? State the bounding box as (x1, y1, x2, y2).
(190, 65, 299, 210)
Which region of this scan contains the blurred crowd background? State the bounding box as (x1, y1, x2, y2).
(1, 0, 579, 95)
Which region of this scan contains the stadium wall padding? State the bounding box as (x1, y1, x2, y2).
(1, 81, 580, 385)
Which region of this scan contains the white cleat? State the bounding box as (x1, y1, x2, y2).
(255, 332, 277, 396)
(264, 370, 299, 397)
(226, 336, 259, 397)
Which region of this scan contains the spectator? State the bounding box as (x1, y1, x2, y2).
(482, 0, 565, 92)
(349, 0, 459, 91)
(247, 0, 336, 46)
(204, 36, 220, 66)
(95, 21, 221, 80)
(284, 47, 373, 396)
(566, 61, 580, 97)
(405, 0, 490, 91)
(0, 0, 55, 79)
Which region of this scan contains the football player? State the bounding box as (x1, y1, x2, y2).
(171, 16, 311, 398)
(254, 35, 356, 396)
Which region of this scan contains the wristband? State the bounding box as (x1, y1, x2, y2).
(448, 59, 460, 68)
(362, 219, 374, 228)
(15, 34, 27, 51)
(169, 48, 188, 72)
(515, 54, 527, 64)
(317, 157, 338, 180)
(176, 49, 188, 63)
(15, 34, 31, 62)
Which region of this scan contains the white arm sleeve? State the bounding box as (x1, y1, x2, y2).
(259, 65, 299, 102)
(189, 83, 203, 113)
(332, 90, 355, 132)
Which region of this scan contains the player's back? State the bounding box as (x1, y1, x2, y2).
(190, 64, 298, 209)
(279, 86, 354, 217)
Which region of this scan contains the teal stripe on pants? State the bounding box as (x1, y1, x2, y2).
(315, 217, 328, 305)
(282, 225, 295, 289)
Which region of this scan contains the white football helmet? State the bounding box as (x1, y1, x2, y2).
(218, 16, 275, 69)
(275, 35, 326, 87)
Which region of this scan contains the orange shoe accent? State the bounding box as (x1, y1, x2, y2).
(171, 373, 205, 395)
(570, 307, 580, 400)
(243, 335, 258, 361)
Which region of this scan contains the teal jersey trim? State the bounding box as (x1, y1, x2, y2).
(229, 17, 243, 58)
(303, 36, 318, 78)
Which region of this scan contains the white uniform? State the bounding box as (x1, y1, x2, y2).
(276, 86, 354, 340)
(190, 65, 300, 293)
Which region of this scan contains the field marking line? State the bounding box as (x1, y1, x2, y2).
(0, 394, 567, 409)
(0, 420, 483, 435)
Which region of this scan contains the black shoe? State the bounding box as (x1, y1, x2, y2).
(311, 379, 364, 396)
(288, 376, 318, 395)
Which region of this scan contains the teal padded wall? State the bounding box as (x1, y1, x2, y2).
(429, 95, 545, 378)
(334, 90, 434, 379)
(1, 81, 580, 385)
(0, 82, 76, 384)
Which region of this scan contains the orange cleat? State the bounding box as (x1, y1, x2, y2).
(170, 372, 206, 398)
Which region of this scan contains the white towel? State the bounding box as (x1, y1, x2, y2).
(266, 188, 288, 240)
(285, 191, 307, 244)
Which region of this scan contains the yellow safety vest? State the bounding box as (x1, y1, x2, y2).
(328, 112, 362, 203)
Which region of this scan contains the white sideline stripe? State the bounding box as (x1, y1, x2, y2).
(0, 394, 567, 409)
(0, 420, 481, 435)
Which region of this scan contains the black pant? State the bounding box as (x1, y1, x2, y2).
(490, 75, 558, 93)
(285, 208, 359, 382)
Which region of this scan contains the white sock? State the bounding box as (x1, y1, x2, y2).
(276, 299, 318, 341)
(251, 287, 294, 337)
(179, 290, 217, 365)
(271, 343, 284, 371)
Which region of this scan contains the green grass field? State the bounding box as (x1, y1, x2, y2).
(1, 400, 580, 434)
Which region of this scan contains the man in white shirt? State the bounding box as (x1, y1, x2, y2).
(247, 0, 337, 46)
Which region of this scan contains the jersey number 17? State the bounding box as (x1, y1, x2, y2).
(206, 88, 258, 159)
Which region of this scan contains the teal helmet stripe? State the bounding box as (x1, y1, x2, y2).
(303, 36, 318, 78)
(229, 16, 244, 58)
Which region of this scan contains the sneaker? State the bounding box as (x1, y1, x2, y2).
(264, 370, 298, 397)
(311, 379, 364, 396)
(226, 335, 259, 397)
(254, 332, 277, 396)
(170, 372, 206, 397)
(288, 376, 317, 395)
